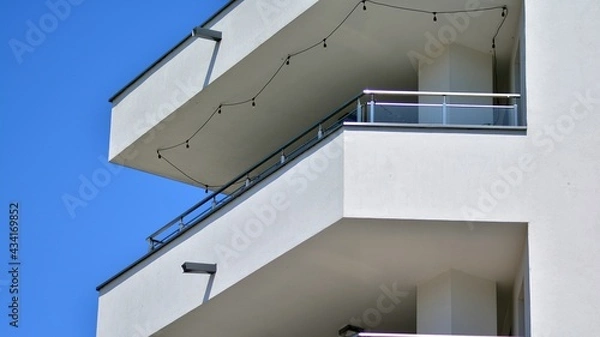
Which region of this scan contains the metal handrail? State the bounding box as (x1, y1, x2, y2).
(146, 90, 522, 250)
(363, 89, 521, 98)
(376, 102, 516, 109)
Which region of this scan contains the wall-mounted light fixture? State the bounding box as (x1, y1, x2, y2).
(192, 27, 222, 42)
(181, 262, 217, 274)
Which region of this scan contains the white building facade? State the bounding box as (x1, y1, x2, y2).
(97, 1, 600, 336)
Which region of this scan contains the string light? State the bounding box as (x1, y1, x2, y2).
(155, 0, 511, 187)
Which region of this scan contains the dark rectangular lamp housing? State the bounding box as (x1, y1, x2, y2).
(181, 262, 217, 274)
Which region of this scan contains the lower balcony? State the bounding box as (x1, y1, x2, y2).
(97, 101, 529, 336)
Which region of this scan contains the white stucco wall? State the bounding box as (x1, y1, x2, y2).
(109, 37, 217, 160)
(343, 127, 531, 223)
(524, 0, 600, 336)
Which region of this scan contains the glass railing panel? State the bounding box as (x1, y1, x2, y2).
(372, 103, 419, 123)
(445, 104, 518, 126)
(362, 90, 521, 127)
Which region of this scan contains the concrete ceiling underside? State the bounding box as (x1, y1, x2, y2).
(156, 219, 526, 337)
(113, 0, 522, 189)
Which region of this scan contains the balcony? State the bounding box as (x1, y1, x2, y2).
(140, 89, 523, 252)
(107, 0, 524, 191)
(98, 88, 528, 337)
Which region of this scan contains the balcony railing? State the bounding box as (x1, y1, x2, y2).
(146, 90, 522, 251)
(360, 90, 521, 126)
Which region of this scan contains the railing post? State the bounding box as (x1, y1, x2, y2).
(357, 99, 362, 122)
(369, 95, 375, 122)
(280, 151, 286, 164)
(178, 218, 184, 232)
(318, 124, 323, 139)
(513, 103, 518, 126)
(442, 95, 447, 125)
(211, 197, 217, 210)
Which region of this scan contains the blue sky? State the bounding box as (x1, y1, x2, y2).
(0, 1, 228, 336)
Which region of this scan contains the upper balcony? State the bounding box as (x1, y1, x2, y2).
(107, 0, 524, 190)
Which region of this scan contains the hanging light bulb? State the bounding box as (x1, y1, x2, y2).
(492, 39, 496, 49)
(323, 38, 327, 48)
(186, 140, 190, 148)
(252, 97, 256, 107)
(362, 0, 366, 11)
(157, 151, 162, 159)
(218, 105, 222, 114)
(286, 56, 290, 65)
(502, 6, 507, 17)
(433, 12, 437, 22)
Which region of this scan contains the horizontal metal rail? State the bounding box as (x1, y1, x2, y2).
(376, 102, 516, 109)
(364, 89, 521, 99)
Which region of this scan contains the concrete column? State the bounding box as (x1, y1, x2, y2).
(418, 44, 494, 125)
(417, 269, 497, 335)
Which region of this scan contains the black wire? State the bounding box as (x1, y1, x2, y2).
(289, 1, 362, 57)
(325, 1, 362, 40)
(156, 0, 512, 184)
(159, 151, 247, 189)
(159, 152, 207, 187)
(492, 7, 508, 125)
(158, 0, 363, 158)
(493, 7, 509, 43)
(366, 0, 506, 15)
(254, 57, 288, 98)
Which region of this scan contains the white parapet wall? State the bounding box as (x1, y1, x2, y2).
(108, 0, 319, 162)
(96, 134, 344, 337)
